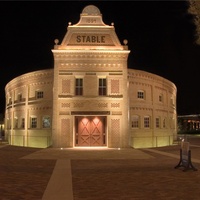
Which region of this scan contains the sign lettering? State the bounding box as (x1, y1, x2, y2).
(68, 33, 114, 46)
(76, 35, 105, 43)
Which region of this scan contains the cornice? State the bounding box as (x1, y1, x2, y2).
(52, 51, 129, 60)
(5, 69, 53, 90)
(128, 69, 177, 91)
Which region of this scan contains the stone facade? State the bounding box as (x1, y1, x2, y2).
(4, 5, 177, 148)
(5, 69, 53, 148)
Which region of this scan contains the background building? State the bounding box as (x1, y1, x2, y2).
(178, 114, 200, 133)
(4, 5, 177, 148)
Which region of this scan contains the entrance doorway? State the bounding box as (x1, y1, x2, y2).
(75, 116, 106, 146)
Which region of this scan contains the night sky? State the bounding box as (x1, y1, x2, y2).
(0, 1, 199, 115)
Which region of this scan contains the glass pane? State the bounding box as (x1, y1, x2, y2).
(43, 116, 51, 128)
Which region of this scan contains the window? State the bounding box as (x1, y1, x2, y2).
(18, 93, 22, 101)
(132, 115, 139, 128)
(36, 91, 44, 99)
(137, 90, 144, 99)
(171, 97, 174, 105)
(14, 118, 18, 128)
(144, 116, 150, 128)
(30, 117, 37, 128)
(159, 95, 163, 102)
(43, 116, 51, 128)
(7, 118, 11, 129)
(21, 118, 25, 129)
(8, 97, 12, 105)
(163, 118, 166, 128)
(99, 78, 107, 96)
(75, 78, 83, 96)
(156, 117, 160, 128)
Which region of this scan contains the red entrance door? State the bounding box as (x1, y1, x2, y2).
(75, 116, 106, 146)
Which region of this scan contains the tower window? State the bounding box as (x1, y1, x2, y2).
(99, 78, 106, 96)
(75, 78, 83, 96)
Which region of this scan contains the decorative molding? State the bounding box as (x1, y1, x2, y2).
(85, 72, 96, 75)
(73, 102, 84, 108)
(61, 103, 71, 108)
(5, 69, 53, 90)
(29, 106, 52, 110)
(71, 111, 110, 115)
(58, 95, 73, 98)
(111, 103, 120, 108)
(108, 95, 123, 98)
(98, 103, 108, 108)
(59, 111, 70, 115)
(130, 107, 153, 111)
(129, 81, 151, 87)
(112, 111, 122, 115)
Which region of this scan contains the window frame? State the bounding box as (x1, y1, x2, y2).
(18, 93, 22, 101)
(30, 117, 37, 128)
(163, 118, 166, 128)
(75, 78, 83, 96)
(99, 78, 107, 96)
(144, 116, 150, 128)
(131, 115, 139, 128)
(156, 117, 160, 128)
(21, 118, 25, 129)
(42, 116, 51, 129)
(159, 94, 163, 102)
(14, 117, 18, 129)
(36, 91, 44, 99)
(137, 90, 145, 99)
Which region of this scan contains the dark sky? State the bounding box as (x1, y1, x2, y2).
(0, 1, 199, 115)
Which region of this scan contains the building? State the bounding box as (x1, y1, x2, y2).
(4, 5, 177, 148)
(0, 113, 5, 140)
(178, 114, 200, 133)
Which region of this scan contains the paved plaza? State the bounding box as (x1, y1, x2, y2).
(1, 136, 200, 200)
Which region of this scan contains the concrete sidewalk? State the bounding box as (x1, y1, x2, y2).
(1, 141, 200, 199)
(23, 147, 155, 200)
